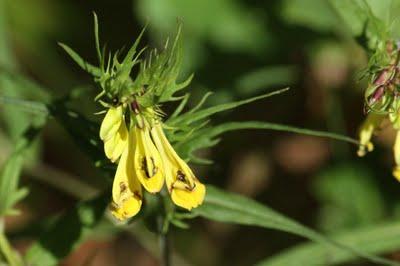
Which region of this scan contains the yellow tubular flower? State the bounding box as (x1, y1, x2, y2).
(104, 118, 128, 162)
(393, 131, 400, 181)
(357, 113, 383, 157)
(110, 130, 142, 220)
(100, 106, 123, 141)
(134, 125, 164, 193)
(151, 123, 205, 210)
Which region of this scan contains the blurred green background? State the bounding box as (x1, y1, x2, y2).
(1, 0, 400, 265)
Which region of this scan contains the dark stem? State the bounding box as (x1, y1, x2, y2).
(159, 231, 170, 266)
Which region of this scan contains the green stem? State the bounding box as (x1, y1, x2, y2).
(0, 220, 21, 266)
(159, 231, 170, 266)
(158, 192, 173, 266)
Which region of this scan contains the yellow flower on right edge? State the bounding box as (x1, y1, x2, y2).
(99, 103, 205, 221)
(357, 112, 400, 181)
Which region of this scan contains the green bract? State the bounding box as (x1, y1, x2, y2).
(60, 14, 192, 111)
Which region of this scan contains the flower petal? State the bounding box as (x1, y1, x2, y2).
(393, 131, 400, 181)
(110, 138, 142, 220)
(104, 119, 128, 162)
(100, 106, 123, 141)
(170, 180, 206, 210)
(151, 123, 205, 209)
(357, 113, 383, 157)
(134, 126, 164, 193)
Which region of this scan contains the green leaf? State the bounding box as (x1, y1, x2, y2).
(313, 164, 385, 232)
(58, 43, 101, 77)
(0, 124, 43, 216)
(329, 0, 388, 48)
(194, 185, 399, 266)
(281, 0, 339, 32)
(167, 88, 289, 127)
(257, 220, 400, 266)
(135, 0, 269, 59)
(235, 66, 298, 96)
(25, 193, 109, 266)
(174, 120, 359, 163)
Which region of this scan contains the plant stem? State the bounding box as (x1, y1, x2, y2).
(158, 192, 173, 266)
(159, 231, 170, 266)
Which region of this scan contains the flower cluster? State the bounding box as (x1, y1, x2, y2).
(100, 103, 205, 221)
(60, 16, 206, 221)
(357, 41, 400, 180)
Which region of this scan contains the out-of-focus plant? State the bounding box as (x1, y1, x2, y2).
(342, 0, 400, 180)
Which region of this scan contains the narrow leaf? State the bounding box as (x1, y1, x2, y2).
(175, 121, 359, 164)
(167, 88, 289, 126)
(257, 221, 400, 266)
(58, 43, 101, 77)
(194, 186, 399, 266)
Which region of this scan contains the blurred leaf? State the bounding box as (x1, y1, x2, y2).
(313, 164, 385, 232)
(235, 66, 298, 96)
(136, 0, 268, 52)
(281, 0, 339, 32)
(47, 100, 104, 165)
(194, 185, 398, 266)
(329, 0, 388, 48)
(0, 0, 50, 141)
(0, 124, 42, 216)
(0, 0, 16, 69)
(25, 193, 108, 266)
(0, 221, 24, 266)
(135, 0, 270, 70)
(257, 220, 400, 266)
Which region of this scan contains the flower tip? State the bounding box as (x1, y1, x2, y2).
(393, 167, 400, 182)
(171, 181, 206, 210)
(357, 142, 374, 157)
(109, 197, 142, 221)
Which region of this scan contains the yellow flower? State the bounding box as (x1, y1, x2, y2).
(100, 106, 123, 141)
(101, 105, 205, 218)
(151, 123, 205, 210)
(109, 129, 142, 220)
(104, 119, 128, 162)
(393, 131, 400, 181)
(357, 113, 383, 157)
(134, 125, 165, 193)
(100, 106, 128, 162)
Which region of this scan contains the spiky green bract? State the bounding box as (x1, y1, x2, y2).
(132, 25, 193, 108)
(60, 13, 191, 109)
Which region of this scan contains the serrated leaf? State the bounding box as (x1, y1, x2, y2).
(25, 193, 109, 266)
(194, 186, 399, 266)
(257, 221, 400, 266)
(58, 43, 101, 77)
